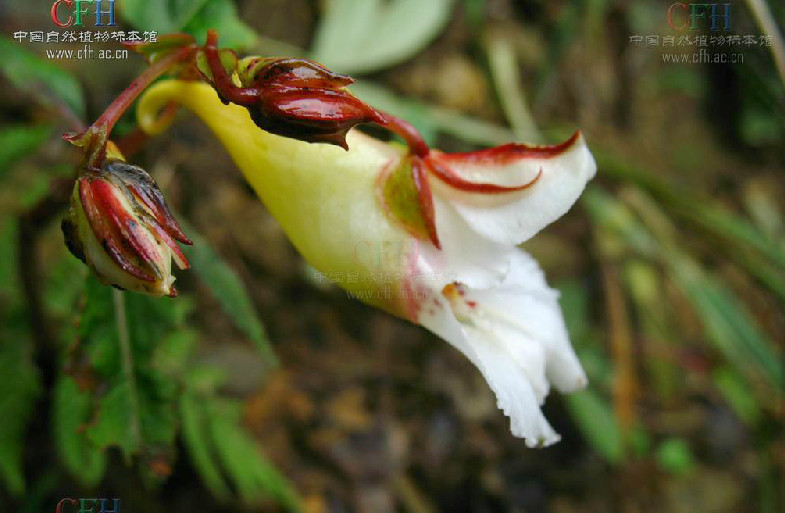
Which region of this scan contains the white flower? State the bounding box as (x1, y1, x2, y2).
(137, 80, 596, 445)
(390, 133, 596, 446)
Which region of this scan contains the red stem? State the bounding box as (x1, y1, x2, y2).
(94, 45, 195, 133)
(373, 111, 430, 158)
(75, 44, 196, 169)
(204, 30, 260, 104)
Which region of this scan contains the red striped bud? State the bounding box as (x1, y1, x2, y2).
(62, 159, 191, 297)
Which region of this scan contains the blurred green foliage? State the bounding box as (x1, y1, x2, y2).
(0, 2, 295, 508)
(312, 0, 454, 73)
(120, 0, 258, 49)
(0, 36, 85, 119)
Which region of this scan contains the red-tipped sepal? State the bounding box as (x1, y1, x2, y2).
(422, 131, 597, 246)
(252, 87, 377, 149)
(411, 157, 440, 249)
(78, 177, 158, 282)
(62, 159, 191, 296)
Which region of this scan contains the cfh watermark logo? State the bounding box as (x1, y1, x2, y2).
(50, 0, 116, 27)
(667, 3, 732, 31)
(56, 498, 120, 513)
(353, 239, 419, 269)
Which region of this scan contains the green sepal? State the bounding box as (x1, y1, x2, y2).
(380, 156, 430, 242)
(194, 49, 239, 85)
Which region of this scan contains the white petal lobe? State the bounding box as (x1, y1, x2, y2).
(415, 248, 587, 446)
(431, 133, 596, 245)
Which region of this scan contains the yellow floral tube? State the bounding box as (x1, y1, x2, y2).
(139, 80, 411, 314)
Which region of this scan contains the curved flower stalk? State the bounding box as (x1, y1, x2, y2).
(137, 79, 596, 446)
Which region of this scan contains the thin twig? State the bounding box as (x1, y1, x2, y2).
(485, 33, 544, 143)
(598, 254, 638, 439)
(745, 0, 785, 90)
(113, 289, 142, 452)
(93, 45, 195, 134)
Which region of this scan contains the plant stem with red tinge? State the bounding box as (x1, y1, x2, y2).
(69, 44, 197, 169)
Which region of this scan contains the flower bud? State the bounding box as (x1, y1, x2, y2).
(62, 159, 191, 297)
(236, 57, 354, 90)
(200, 31, 377, 150)
(241, 57, 377, 149)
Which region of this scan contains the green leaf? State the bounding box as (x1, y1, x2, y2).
(209, 400, 301, 510)
(119, 0, 209, 34)
(181, 386, 300, 510)
(181, 226, 278, 367)
(462, 0, 487, 31)
(70, 278, 192, 464)
(153, 329, 198, 378)
(564, 390, 625, 465)
(585, 188, 785, 396)
(670, 258, 785, 393)
(555, 279, 592, 348)
(0, 36, 84, 119)
(0, 335, 41, 496)
(555, 279, 614, 390)
(86, 381, 140, 459)
(77, 277, 120, 377)
(485, 35, 542, 142)
(181, 0, 258, 50)
(0, 124, 55, 178)
(741, 104, 784, 146)
(581, 188, 659, 258)
(0, 220, 20, 298)
(713, 367, 762, 425)
(655, 438, 695, 475)
(64, 269, 293, 509)
(52, 376, 107, 487)
(595, 151, 785, 270)
(180, 393, 231, 500)
(120, 0, 256, 49)
(43, 251, 88, 319)
(624, 260, 680, 400)
(313, 0, 455, 73)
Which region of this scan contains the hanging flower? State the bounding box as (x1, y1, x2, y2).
(137, 79, 596, 446)
(62, 151, 192, 297)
